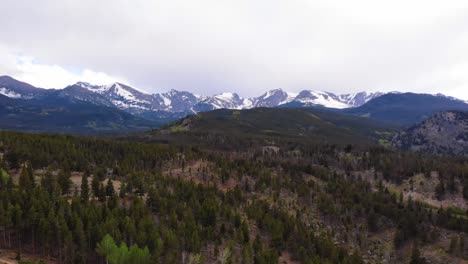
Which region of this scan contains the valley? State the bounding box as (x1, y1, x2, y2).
(0, 104, 466, 263)
(2, 1, 468, 263)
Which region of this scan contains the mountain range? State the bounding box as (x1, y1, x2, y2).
(1, 75, 468, 134)
(0, 75, 385, 116)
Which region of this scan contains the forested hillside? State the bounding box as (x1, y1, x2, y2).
(0, 130, 466, 264)
(393, 111, 468, 156)
(155, 107, 394, 146)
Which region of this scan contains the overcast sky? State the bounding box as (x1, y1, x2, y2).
(1, 0, 468, 99)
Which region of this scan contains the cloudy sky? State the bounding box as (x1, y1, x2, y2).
(1, 0, 468, 99)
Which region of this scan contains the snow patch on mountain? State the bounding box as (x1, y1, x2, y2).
(293, 90, 349, 109)
(338, 92, 384, 107)
(202, 92, 246, 109)
(71, 79, 392, 113)
(0, 87, 22, 98)
(76, 82, 110, 94)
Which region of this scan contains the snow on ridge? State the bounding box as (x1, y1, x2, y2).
(69, 80, 391, 111)
(0, 87, 22, 98)
(262, 88, 284, 99)
(76, 82, 110, 94)
(216, 92, 238, 101)
(293, 90, 350, 109)
(111, 100, 149, 110)
(113, 83, 136, 100)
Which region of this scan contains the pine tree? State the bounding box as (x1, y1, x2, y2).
(98, 183, 106, 202)
(119, 183, 126, 199)
(106, 179, 115, 198)
(81, 172, 89, 202)
(96, 234, 117, 264)
(19, 163, 33, 191)
(6, 203, 14, 248)
(92, 173, 100, 197)
(0, 203, 6, 246)
(58, 170, 72, 195)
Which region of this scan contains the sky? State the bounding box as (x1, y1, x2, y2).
(1, 0, 468, 99)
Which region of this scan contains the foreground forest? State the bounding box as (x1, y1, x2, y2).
(0, 129, 467, 264)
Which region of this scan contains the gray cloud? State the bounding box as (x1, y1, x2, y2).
(1, 0, 468, 99)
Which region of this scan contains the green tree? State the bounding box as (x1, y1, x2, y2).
(92, 173, 100, 197)
(96, 234, 118, 264)
(19, 163, 34, 191)
(58, 170, 72, 195)
(81, 172, 89, 202)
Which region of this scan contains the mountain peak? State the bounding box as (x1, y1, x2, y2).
(0, 75, 41, 98)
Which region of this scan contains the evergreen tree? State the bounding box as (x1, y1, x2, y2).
(58, 170, 72, 195)
(19, 163, 34, 191)
(96, 234, 117, 264)
(81, 172, 89, 202)
(106, 179, 115, 198)
(92, 173, 100, 197)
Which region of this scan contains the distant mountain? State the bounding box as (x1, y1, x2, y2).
(2, 75, 468, 133)
(192, 92, 253, 112)
(158, 107, 394, 144)
(0, 77, 161, 134)
(392, 111, 468, 155)
(1, 75, 395, 122)
(342, 93, 468, 126)
(0, 76, 390, 114)
(0, 75, 47, 99)
(252, 89, 295, 107)
(69, 78, 387, 111)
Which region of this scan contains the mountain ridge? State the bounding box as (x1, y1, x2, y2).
(2, 75, 468, 133)
(342, 92, 468, 126)
(0, 75, 390, 114)
(155, 107, 395, 146)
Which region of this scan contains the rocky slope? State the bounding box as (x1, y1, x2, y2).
(392, 111, 468, 155)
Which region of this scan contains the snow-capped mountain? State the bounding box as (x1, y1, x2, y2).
(74, 82, 201, 113)
(193, 92, 253, 112)
(74, 82, 156, 110)
(157, 89, 200, 112)
(252, 88, 296, 107)
(292, 90, 350, 109)
(3, 75, 468, 131)
(71, 79, 390, 112)
(0, 75, 390, 113)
